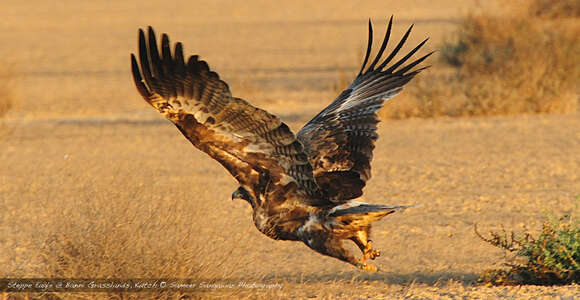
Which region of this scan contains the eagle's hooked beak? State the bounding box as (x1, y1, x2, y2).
(231, 189, 241, 201)
(232, 186, 248, 201)
(231, 186, 255, 208)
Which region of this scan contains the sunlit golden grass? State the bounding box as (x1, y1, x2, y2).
(3, 110, 580, 298)
(4, 170, 247, 299)
(381, 0, 580, 119)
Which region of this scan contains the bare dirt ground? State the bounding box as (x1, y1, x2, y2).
(1, 0, 579, 298)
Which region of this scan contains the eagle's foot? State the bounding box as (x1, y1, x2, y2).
(357, 262, 378, 272)
(363, 240, 381, 260)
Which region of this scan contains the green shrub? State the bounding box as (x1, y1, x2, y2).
(476, 202, 580, 285)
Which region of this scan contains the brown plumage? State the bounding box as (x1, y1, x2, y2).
(130, 17, 431, 271)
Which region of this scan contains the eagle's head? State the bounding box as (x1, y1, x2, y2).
(232, 186, 256, 208)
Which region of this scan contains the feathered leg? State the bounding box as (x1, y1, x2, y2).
(302, 230, 378, 272)
(350, 228, 381, 263)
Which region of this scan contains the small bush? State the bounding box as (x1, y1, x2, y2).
(475, 204, 580, 285)
(528, 0, 580, 18)
(442, 14, 578, 115)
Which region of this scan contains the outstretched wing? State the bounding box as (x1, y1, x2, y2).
(131, 27, 321, 204)
(297, 17, 432, 202)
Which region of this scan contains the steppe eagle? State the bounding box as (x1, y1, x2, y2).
(130, 17, 431, 271)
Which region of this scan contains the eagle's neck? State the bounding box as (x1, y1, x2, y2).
(252, 204, 311, 241)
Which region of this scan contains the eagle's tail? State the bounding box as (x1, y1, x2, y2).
(328, 202, 417, 228)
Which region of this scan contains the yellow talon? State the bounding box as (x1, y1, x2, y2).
(363, 240, 381, 260)
(359, 263, 378, 272)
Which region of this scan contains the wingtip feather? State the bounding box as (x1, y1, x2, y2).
(130, 53, 153, 100)
(367, 16, 394, 72)
(357, 20, 374, 76)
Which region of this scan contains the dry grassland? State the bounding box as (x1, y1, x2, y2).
(380, 0, 580, 118)
(1, 0, 579, 299)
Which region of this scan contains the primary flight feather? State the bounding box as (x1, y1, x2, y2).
(131, 17, 431, 271)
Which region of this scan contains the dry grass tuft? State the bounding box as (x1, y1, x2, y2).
(0, 62, 15, 138)
(4, 171, 246, 299)
(0, 62, 15, 119)
(381, 0, 580, 119)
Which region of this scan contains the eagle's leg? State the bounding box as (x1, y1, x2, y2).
(323, 238, 378, 272)
(302, 231, 378, 272)
(350, 229, 381, 262)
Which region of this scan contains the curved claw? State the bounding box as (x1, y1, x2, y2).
(367, 249, 380, 260)
(358, 263, 378, 272)
(363, 240, 381, 260)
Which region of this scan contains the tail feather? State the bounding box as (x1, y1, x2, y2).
(329, 202, 418, 218)
(327, 202, 418, 230)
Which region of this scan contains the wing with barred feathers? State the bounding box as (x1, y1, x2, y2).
(297, 17, 432, 202)
(131, 27, 322, 205)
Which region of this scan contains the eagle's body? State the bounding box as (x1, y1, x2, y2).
(131, 17, 430, 271)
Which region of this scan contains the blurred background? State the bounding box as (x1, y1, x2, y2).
(0, 0, 577, 122)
